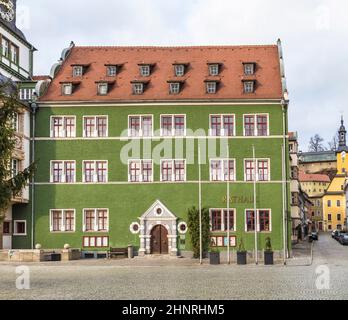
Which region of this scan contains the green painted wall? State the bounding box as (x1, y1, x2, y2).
(12, 103, 291, 253)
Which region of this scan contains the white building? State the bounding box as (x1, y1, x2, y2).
(0, 0, 36, 249)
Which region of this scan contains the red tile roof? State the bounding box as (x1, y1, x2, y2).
(40, 45, 283, 102)
(33, 75, 51, 81)
(299, 171, 331, 183)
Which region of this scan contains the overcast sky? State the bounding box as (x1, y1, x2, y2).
(17, 0, 348, 150)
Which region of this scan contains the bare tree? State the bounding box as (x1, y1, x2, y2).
(308, 134, 327, 152)
(327, 133, 339, 151)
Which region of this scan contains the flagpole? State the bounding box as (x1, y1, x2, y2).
(253, 145, 258, 265)
(198, 143, 202, 265)
(227, 143, 231, 264)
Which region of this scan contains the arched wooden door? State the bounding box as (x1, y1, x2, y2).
(151, 225, 169, 254)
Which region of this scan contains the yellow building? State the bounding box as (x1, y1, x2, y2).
(323, 118, 348, 231)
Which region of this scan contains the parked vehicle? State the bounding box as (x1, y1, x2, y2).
(334, 230, 345, 241)
(309, 232, 319, 241)
(339, 233, 348, 245)
(332, 230, 337, 238)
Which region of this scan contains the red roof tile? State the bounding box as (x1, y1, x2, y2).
(299, 171, 331, 183)
(40, 45, 283, 102)
(33, 75, 51, 81)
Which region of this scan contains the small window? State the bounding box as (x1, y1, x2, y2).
(133, 83, 144, 95)
(175, 65, 185, 77)
(62, 83, 73, 95)
(14, 221, 26, 236)
(72, 66, 83, 77)
(206, 82, 217, 94)
(11, 159, 18, 177)
(3, 222, 11, 235)
(169, 82, 180, 95)
(12, 112, 18, 131)
(209, 64, 219, 76)
(2, 37, 9, 57)
(244, 81, 255, 93)
(10, 44, 19, 64)
(140, 65, 150, 77)
(98, 83, 108, 95)
(107, 66, 117, 77)
(244, 63, 255, 75)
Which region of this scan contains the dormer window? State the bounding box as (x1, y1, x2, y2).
(206, 81, 217, 94)
(209, 64, 220, 76)
(98, 83, 108, 95)
(133, 83, 144, 95)
(169, 82, 181, 95)
(140, 65, 151, 77)
(244, 63, 255, 75)
(107, 65, 117, 77)
(174, 65, 185, 77)
(72, 66, 83, 77)
(243, 81, 255, 93)
(62, 83, 73, 95)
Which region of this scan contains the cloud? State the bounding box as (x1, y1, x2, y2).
(18, 0, 348, 149)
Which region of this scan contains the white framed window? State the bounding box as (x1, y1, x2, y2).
(62, 83, 73, 95)
(83, 161, 108, 183)
(174, 65, 185, 77)
(51, 116, 76, 138)
(2, 37, 9, 57)
(13, 220, 27, 236)
(83, 209, 109, 232)
(128, 115, 153, 137)
(210, 209, 236, 232)
(244, 159, 270, 182)
(243, 114, 269, 136)
(107, 65, 117, 77)
(209, 64, 219, 76)
(128, 160, 153, 183)
(10, 44, 19, 64)
(160, 114, 186, 136)
(11, 159, 19, 178)
(206, 81, 217, 94)
(169, 82, 181, 95)
(50, 209, 76, 232)
(244, 63, 255, 75)
(97, 83, 108, 95)
(83, 116, 108, 138)
(139, 65, 151, 77)
(245, 209, 272, 232)
(209, 114, 235, 137)
(19, 88, 33, 101)
(132, 83, 144, 95)
(243, 81, 255, 93)
(83, 236, 109, 248)
(50, 161, 76, 183)
(210, 159, 236, 182)
(72, 66, 83, 77)
(161, 160, 186, 182)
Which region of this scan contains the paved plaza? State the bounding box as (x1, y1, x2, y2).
(0, 233, 347, 300)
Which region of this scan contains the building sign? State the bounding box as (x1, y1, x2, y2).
(222, 195, 254, 205)
(210, 236, 236, 248)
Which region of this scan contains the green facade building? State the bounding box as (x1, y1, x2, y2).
(12, 40, 291, 259)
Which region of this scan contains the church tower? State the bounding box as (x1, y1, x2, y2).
(337, 117, 348, 175)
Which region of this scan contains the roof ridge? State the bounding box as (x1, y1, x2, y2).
(72, 44, 278, 50)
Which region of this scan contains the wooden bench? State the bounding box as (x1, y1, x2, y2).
(108, 247, 128, 259)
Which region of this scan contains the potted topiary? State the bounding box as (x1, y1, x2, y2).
(237, 238, 247, 265)
(264, 237, 274, 265)
(209, 247, 220, 265)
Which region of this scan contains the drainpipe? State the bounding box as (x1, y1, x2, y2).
(30, 97, 38, 249)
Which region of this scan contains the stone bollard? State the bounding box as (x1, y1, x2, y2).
(128, 245, 134, 259)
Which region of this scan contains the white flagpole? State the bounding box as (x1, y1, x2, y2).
(253, 145, 258, 265)
(227, 143, 231, 264)
(198, 144, 202, 265)
(282, 144, 287, 264)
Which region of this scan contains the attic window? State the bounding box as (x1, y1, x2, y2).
(209, 64, 220, 76)
(107, 66, 117, 77)
(206, 82, 217, 94)
(72, 66, 83, 77)
(174, 65, 185, 77)
(133, 83, 144, 95)
(140, 65, 151, 77)
(244, 63, 255, 75)
(243, 81, 255, 93)
(98, 83, 108, 95)
(169, 82, 181, 95)
(62, 83, 73, 95)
